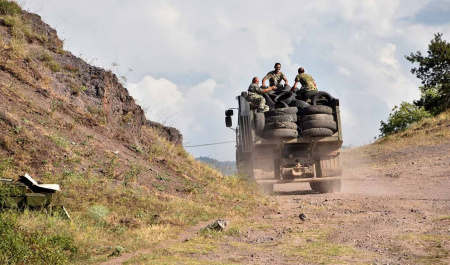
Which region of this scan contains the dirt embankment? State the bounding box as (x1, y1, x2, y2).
(0, 8, 184, 180)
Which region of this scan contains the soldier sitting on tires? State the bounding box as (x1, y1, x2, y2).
(262, 62, 290, 93)
(247, 76, 275, 112)
(291, 67, 317, 100)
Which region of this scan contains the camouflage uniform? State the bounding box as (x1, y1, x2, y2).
(265, 71, 287, 89)
(247, 83, 269, 112)
(295, 73, 317, 91)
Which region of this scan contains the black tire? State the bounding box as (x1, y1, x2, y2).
(311, 91, 334, 106)
(309, 182, 319, 192)
(263, 128, 298, 139)
(274, 101, 289, 109)
(283, 84, 292, 92)
(316, 181, 332, 193)
(266, 114, 297, 123)
(304, 90, 319, 101)
(330, 179, 341, 193)
(289, 99, 310, 108)
(301, 120, 337, 131)
(300, 114, 334, 123)
(264, 121, 297, 131)
(264, 107, 298, 118)
(263, 93, 275, 109)
(255, 112, 265, 134)
(274, 91, 294, 104)
(315, 98, 331, 106)
(298, 105, 333, 116)
(300, 128, 334, 137)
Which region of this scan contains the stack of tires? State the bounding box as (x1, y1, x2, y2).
(298, 106, 337, 137)
(255, 87, 338, 139)
(296, 91, 337, 137)
(262, 106, 298, 138)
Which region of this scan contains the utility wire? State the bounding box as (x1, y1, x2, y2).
(184, 141, 236, 148)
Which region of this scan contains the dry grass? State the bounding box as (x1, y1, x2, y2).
(344, 110, 450, 168)
(375, 110, 450, 149)
(395, 233, 450, 265)
(0, 124, 265, 263)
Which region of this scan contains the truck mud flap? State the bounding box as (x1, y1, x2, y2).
(251, 146, 276, 180)
(319, 154, 342, 177)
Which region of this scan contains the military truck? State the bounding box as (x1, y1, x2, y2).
(225, 90, 343, 193)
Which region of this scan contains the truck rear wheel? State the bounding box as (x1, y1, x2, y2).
(309, 182, 319, 191)
(316, 181, 331, 193)
(330, 179, 341, 193)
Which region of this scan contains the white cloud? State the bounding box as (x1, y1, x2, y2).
(337, 67, 351, 76)
(155, 5, 180, 26)
(127, 76, 183, 120)
(127, 76, 229, 157)
(378, 43, 399, 68)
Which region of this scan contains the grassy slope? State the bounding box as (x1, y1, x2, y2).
(347, 110, 450, 163)
(0, 2, 269, 264)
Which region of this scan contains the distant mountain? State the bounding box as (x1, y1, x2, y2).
(196, 157, 236, 175)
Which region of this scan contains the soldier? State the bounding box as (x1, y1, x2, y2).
(262, 62, 289, 92)
(291, 67, 317, 96)
(247, 76, 275, 112)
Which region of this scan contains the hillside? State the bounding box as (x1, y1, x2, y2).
(0, 2, 266, 264)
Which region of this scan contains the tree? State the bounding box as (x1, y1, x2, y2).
(379, 102, 431, 137)
(406, 33, 450, 114)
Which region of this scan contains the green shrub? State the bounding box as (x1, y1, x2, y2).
(0, 0, 22, 16)
(0, 211, 78, 264)
(109, 246, 124, 257)
(37, 50, 53, 62)
(0, 213, 30, 264)
(414, 85, 446, 115)
(88, 205, 110, 226)
(50, 98, 63, 113)
(0, 158, 14, 177)
(0, 182, 20, 208)
(70, 85, 87, 95)
(380, 102, 431, 136)
(9, 36, 27, 60)
(2, 14, 18, 27)
(47, 61, 62, 72)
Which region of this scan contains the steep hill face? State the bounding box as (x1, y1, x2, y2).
(2, 10, 145, 140)
(0, 8, 183, 179)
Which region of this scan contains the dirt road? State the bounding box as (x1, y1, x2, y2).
(106, 142, 450, 264)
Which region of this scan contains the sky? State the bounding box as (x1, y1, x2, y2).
(21, 0, 450, 161)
